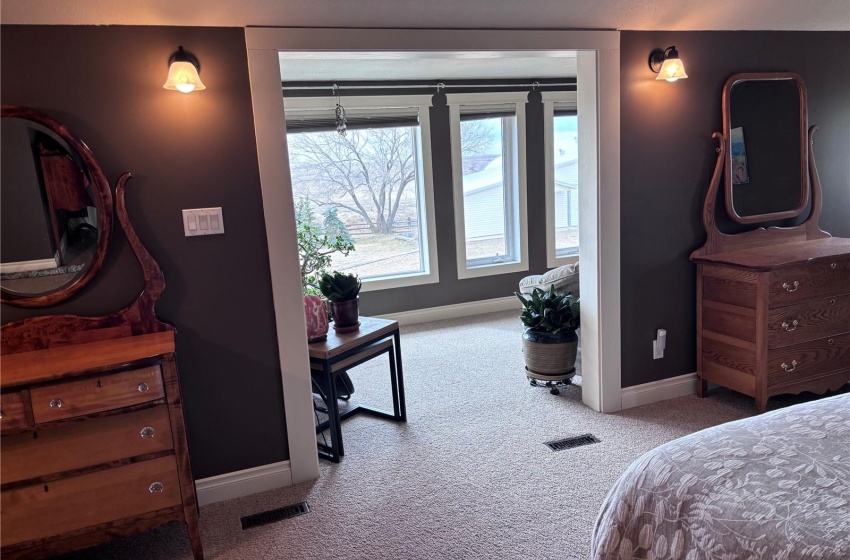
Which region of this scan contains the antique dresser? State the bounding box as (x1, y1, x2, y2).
(0, 106, 203, 559)
(691, 74, 850, 413)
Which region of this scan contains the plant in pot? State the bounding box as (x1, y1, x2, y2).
(319, 271, 362, 333)
(516, 286, 580, 393)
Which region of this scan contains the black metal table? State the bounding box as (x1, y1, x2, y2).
(308, 316, 406, 462)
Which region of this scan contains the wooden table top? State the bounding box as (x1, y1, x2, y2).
(1, 331, 176, 389)
(691, 237, 850, 270)
(308, 316, 398, 360)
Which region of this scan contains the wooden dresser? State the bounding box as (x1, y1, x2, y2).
(0, 174, 203, 558)
(693, 238, 850, 412)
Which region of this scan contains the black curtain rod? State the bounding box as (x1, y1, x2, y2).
(281, 81, 577, 92)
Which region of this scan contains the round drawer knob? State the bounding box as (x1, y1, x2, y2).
(829, 339, 834, 345)
(138, 383, 149, 393)
(829, 299, 836, 306)
(49, 398, 63, 409)
(149, 481, 164, 493)
(830, 262, 837, 269)
(140, 426, 156, 439)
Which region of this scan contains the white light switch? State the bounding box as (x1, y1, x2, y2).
(183, 207, 224, 236)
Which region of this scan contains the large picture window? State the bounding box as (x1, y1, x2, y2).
(284, 96, 438, 291)
(543, 92, 579, 267)
(449, 93, 528, 279)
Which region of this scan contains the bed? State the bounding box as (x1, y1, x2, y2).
(591, 394, 850, 560)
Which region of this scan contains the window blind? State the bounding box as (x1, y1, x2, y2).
(459, 103, 517, 122)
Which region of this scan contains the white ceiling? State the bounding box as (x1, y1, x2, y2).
(2, 0, 848, 30)
(279, 51, 579, 81)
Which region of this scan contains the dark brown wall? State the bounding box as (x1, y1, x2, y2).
(0, 26, 288, 478)
(620, 31, 850, 387)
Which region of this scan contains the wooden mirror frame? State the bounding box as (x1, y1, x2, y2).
(722, 72, 809, 224)
(1, 105, 113, 308)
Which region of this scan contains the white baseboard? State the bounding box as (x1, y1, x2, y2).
(0, 257, 59, 274)
(195, 460, 292, 506)
(621, 372, 698, 410)
(377, 296, 520, 326)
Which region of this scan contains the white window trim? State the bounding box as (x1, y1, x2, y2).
(284, 95, 439, 291)
(447, 92, 529, 280)
(542, 91, 580, 268)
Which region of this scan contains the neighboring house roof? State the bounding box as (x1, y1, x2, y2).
(462, 154, 498, 175)
(462, 155, 578, 195)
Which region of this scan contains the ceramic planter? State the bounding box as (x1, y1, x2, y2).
(304, 295, 329, 342)
(329, 296, 360, 332)
(521, 328, 578, 376)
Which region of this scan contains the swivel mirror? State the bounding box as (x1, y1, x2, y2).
(722, 73, 808, 224)
(0, 106, 112, 307)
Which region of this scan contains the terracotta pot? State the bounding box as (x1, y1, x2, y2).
(329, 297, 360, 332)
(304, 295, 329, 342)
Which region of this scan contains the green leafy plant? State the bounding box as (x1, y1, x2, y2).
(295, 198, 355, 294)
(516, 286, 580, 334)
(318, 271, 362, 302)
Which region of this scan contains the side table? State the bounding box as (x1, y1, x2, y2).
(308, 317, 406, 462)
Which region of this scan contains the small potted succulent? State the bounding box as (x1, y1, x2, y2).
(516, 286, 580, 383)
(318, 271, 362, 332)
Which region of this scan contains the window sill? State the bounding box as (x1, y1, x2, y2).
(359, 270, 440, 292)
(457, 260, 528, 280)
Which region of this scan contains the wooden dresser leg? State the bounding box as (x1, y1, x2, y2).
(696, 376, 708, 398)
(755, 395, 768, 414)
(186, 517, 204, 560)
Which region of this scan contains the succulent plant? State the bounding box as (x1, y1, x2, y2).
(318, 271, 362, 302)
(516, 286, 580, 334)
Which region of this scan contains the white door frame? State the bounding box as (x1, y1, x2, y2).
(246, 28, 621, 484)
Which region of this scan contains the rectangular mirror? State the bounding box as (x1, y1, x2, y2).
(723, 73, 808, 224)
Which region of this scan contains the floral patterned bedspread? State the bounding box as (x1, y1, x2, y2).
(590, 394, 850, 560)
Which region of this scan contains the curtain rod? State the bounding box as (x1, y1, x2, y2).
(281, 81, 577, 92)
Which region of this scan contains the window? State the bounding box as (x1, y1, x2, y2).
(543, 92, 579, 267)
(284, 96, 438, 291)
(449, 93, 528, 279)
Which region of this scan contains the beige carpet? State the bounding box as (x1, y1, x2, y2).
(56, 310, 834, 560)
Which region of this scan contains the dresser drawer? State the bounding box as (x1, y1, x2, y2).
(769, 257, 850, 307)
(767, 293, 850, 348)
(0, 392, 30, 432)
(0, 455, 181, 547)
(29, 365, 164, 424)
(1, 405, 174, 486)
(767, 332, 850, 387)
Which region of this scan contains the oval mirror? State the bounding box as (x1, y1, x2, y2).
(723, 73, 808, 224)
(0, 106, 113, 307)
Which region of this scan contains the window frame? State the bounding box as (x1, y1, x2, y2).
(447, 92, 529, 280)
(543, 91, 580, 268)
(283, 94, 439, 292)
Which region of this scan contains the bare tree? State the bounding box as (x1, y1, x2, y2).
(288, 120, 496, 234)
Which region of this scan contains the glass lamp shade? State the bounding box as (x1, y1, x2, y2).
(656, 57, 688, 82)
(163, 61, 206, 93)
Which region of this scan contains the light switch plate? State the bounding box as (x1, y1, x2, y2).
(183, 207, 224, 236)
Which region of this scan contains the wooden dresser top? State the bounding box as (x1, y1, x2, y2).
(691, 237, 850, 271)
(0, 331, 175, 389)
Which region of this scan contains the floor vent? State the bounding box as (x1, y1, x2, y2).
(544, 434, 600, 452)
(241, 501, 310, 530)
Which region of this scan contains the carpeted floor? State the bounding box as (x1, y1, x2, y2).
(56, 310, 838, 560)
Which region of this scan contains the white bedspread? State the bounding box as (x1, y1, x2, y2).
(591, 394, 850, 560)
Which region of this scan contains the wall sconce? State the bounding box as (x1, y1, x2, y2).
(163, 46, 206, 93)
(649, 46, 688, 82)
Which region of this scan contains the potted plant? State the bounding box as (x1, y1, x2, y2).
(319, 271, 362, 332)
(516, 286, 580, 388)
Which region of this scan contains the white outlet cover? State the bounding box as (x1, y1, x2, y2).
(183, 207, 224, 236)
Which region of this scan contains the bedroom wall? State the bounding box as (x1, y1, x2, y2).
(0, 25, 289, 478)
(620, 31, 850, 387)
